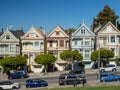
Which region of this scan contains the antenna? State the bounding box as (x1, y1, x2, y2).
(82, 19, 84, 24)
(9, 25, 13, 30)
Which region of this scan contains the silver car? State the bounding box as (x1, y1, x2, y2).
(0, 80, 20, 89)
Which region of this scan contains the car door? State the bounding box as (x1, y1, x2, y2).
(2, 82, 12, 89)
(66, 75, 76, 85)
(109, 74, 116, 81)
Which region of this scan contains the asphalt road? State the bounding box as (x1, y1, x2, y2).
(1, 70, 120, 90)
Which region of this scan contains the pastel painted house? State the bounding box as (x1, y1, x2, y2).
(46, 26, 70, 71)
(94, 21, 120, 60)
(21, 26, 45, 73)
(71, 23, 95, 68)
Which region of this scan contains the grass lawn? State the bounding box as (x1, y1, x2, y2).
(33, 85, 120, 90)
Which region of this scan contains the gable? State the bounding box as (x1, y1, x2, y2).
(98, 22, 120, 34)
(0, 30, 19, 42)
(22, 26, 44, 39)
(72, 23, 95, 37)
(47, 26, 69, 38)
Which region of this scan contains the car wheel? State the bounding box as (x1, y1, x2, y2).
(64, 82, 67, 85)
(117, 79, 120, 81)
(101, 69, 105, 72)
(21, 76, 24, 79)
(112, 68, 116, 72)
(9, 77, 12, 80)
(26, 85, 30, 88)
(0, 87, 3, 90)
(12, 86, 17, 89)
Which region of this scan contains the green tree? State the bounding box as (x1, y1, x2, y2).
(92, 5, 119, 30)
(60, 50, 83, 70)
(65, 28, 75, 35)
(35, 54, 57, 74)
(0, 55, 27, 73)
(91, 49, 114, 66)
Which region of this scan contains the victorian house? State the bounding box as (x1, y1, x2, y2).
(71, 23, 95, 68)
(0, 29, 24, 59)
(94, 21, 120, 59)
(21, 26, 45, 73)
(46, 26, 70, 71)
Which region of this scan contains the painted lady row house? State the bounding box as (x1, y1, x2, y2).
(0, 21, 120, 73)
(0, 29, 24, 59)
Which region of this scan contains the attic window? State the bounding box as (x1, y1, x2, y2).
(6, 35, 10, 39)
(56, 31, 59, 35)
(81, 29, 85, 34)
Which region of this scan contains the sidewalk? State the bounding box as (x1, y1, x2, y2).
(28, 68, 98, 78)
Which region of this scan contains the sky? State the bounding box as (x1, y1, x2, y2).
(0, 0, 120, 34)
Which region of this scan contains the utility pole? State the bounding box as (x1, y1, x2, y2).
(98, 37, 100, 82)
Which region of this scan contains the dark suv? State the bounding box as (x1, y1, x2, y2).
(59, 74, 86, 85)
(59, 74, 80, 85)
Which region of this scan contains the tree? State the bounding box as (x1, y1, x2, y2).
(91, 49, 114, 67)
(35, 54, 57, 74)
(65, 28, 75, 35)
(92, 5, 119, 30)
(0, 55, 27, 73)
(65, 28, 76, 50)
(60, 50, 83, 70)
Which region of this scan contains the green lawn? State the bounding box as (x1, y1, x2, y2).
(33, 85, 120, 90)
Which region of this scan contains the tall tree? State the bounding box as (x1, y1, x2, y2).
(65, 28, 76, 50)
(91, 49, 114, 67)
(35, 54, 57, 74)
(92, 5, 119, 30)
(60, 50, 83, 70)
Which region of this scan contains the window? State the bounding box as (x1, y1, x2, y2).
(50, 41, 52, 47)
(56, 31, 59, 35)
(60, 40, 64, 47)
(81, 41, 83, 46)
(30, 33, 35, 38)
(81, 29, 85, 34)
(74, 40, 77, 45)
(111, 35, 115, 43)
(85, 41, 89, 46)
(10, 44, 15, 52)
(111, 48, 114, 53)
(6, 35, 10, 39)
(34, 42, 39, 46)
(85, 50, 89, 58)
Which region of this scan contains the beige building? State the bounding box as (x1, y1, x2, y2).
(21, 26, 45, 73)
(94, 21, 120, 58)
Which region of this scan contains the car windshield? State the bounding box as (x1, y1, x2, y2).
(0, 81, 13, 85)
(59, 75, 65, 79)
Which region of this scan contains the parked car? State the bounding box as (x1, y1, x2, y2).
(8, 70, 29, 80)
(100, 64, 117, 72)
(0, 80, 20, 89)
(58, 74, 82, 85)
(100, 71, 120, 82)
(26, 78, 48, 88)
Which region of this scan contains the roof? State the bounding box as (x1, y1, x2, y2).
(9, 30, 25, 39)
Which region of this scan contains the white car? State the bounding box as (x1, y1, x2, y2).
(0, 80, 20, 89)
(100, 64, 117, 72)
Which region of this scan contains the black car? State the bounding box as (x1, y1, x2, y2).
(58, 74, 80, 85)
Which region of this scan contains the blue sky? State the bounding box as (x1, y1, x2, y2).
(0, 0, 120, 34)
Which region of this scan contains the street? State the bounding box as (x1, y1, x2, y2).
(1, 69, 120, 90)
